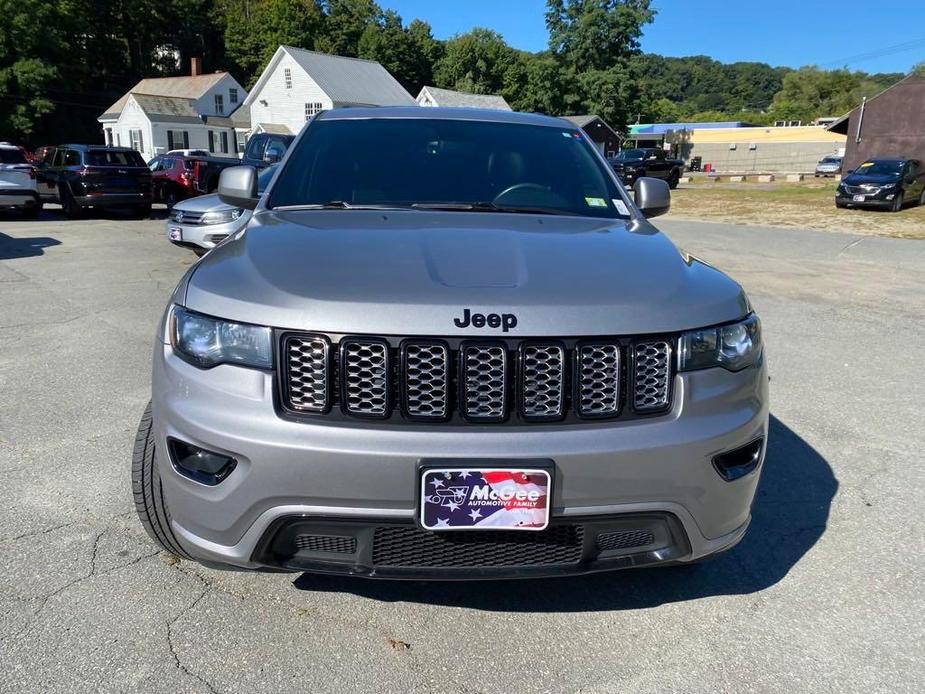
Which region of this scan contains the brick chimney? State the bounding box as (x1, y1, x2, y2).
(191, 57, 202, 76)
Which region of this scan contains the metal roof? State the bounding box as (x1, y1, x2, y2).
(280, 46, 415, 106)
(100, 72, 231, 119)
(418, 86, 512, 110)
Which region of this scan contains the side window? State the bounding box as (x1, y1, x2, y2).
(229, 88, 238, 105)
(52, 148, 65, 167)
(244, 135, 266, 160)
(215, 94, 224, 115)
(64, 150, 81, 166)
(149, 158, 162, 172)
(284, 67, 292, 89)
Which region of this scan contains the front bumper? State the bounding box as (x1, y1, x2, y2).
(836, 190, 897, 208)
(152, 342, 769, 577)
(166, 216, 247, 250)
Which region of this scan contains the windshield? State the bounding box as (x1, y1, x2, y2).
(0, 148, 28, 164)
(616, 149, 645, 160)
(820, 157, 840, 164)
(855, 160, 902, 176)
(86, 150, 147, 167)
(269, 119, 628, 218)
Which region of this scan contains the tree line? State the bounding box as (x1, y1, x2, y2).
(0, 0, 908, 146)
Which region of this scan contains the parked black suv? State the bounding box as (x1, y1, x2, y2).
(35, 145, 152, 218)
(240, 133, 294, 168)
(836, 158, 925, 212)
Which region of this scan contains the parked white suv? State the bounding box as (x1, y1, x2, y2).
(0, 144, 41, 218)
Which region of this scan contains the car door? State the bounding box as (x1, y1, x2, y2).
(35, 147, 59, 199)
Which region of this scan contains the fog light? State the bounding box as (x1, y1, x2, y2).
(712, 438, 763, 481)
(168, 438, 237, 485)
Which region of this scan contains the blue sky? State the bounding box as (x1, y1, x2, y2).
(383, 0, 925, 74)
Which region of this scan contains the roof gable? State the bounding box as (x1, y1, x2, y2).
(245, 46, 415, 108)
(100, 72, 234, 120)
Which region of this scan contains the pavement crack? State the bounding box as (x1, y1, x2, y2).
(166, 588, 222, 694)
(0, 521, 77, 545)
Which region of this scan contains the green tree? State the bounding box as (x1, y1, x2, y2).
(433, 28, 516, 95)
(768, 66, 891, 122)
(315, 0, 383, 57)
(215, 0, 325, 86)
(546, 0, 654, 72)
(357, 12, 435, 93)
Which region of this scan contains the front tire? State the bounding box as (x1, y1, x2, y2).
(133, 203, 152, 219)
(22, 201, 42, 219)
(891, 192, 904, 212)
(164, 187, 179, 209)
(919, 188, 925, 206)
(131, 402, 192, 559)
(668, 170, 680, 189)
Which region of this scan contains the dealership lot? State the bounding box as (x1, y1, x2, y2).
(1, 208, 923, 693)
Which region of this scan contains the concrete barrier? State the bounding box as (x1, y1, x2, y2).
(729, 175, 745, 183)
(680, 176, 693, 184)
(757, 174, 775, 183)
(786, 174, 804, 182)
(835, 174, 842, 181)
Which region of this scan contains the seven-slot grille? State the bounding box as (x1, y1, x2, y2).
(281, 334, 673, 423)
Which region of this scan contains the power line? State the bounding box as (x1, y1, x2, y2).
(819, 36, 925, 69)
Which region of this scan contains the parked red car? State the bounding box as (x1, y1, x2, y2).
(148, 154, 241, 207)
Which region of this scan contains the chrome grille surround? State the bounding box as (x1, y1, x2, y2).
(460, 343, 508, 421)
(283, 335, 331, 413)
(340, 339, 390, 417)
(576, 343, 621, 418)
(633, 341, 672, 412)
(519, 343, 566, 420)
(401, 341, 450, 420)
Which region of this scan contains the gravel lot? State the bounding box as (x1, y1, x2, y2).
(1, 207, 923, 693)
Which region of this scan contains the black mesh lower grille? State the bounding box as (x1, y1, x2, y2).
(595, 529, 655, 551)
(371, 525, 584, 568)
(294, 534, 358, 554)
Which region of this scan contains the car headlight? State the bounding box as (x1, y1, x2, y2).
(200, 208, 244, 225)
(170, 305, 272, 369)
(679, 314, 762, 372)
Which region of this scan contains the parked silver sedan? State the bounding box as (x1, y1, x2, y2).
(166, 165, 277, 255)
(814, 155, 843, 177)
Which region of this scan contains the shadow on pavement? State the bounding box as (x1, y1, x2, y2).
(293, 415, 837, 610)
(0, 232, 61, 259)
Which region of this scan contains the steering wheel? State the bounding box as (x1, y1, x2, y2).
(493, 182, 549, 204)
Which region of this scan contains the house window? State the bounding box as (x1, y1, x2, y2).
(208, 130, 215, 153)
(304, 102, 323, 121)
(104, 128, 113, 146)
(284, 67, 292, 89)
(236, 132, 247, 153)
(129, 129, 144, 153)
(167, 130, 189, 151)
(215, 94, 224, 114)
(229, 88, 238, 105)
(220, 131, 229, 154)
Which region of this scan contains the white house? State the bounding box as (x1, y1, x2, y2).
(241, 46, 416, 137)
(98, 59, 247, 161)
(416, 86, 512, 111)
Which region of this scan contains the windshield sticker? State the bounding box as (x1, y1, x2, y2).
(612, 199, 629, 215)
(859, 162, 874, 167)
(585, 197, 607, 208)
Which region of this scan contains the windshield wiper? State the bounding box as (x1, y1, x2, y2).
(274, 201, 409, 211)
(411, 201, 569, 216)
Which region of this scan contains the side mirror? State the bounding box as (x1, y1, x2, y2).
(634, 177, 671, 219)
(264, 147, 283, 164)
(218, 166, 259, 210)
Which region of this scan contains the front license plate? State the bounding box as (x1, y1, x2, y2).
(420, 468, 551, 531)
(168, 226, 183, 241)
(853, 194, 866, 202)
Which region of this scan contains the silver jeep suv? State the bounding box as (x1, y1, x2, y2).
(133, 108, 768, 579)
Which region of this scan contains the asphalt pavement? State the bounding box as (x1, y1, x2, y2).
(0, 207, 922, 693)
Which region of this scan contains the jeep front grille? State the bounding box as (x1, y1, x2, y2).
(280, 334, 674, 424)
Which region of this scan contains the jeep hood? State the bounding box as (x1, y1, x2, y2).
(183, 210, 749, 336)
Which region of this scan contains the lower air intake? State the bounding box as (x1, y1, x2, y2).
(372, 525, 583, 568)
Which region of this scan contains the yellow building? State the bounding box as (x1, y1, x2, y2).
(684, 125, 846, 173)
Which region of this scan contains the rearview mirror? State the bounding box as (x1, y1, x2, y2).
(218, 166, 259, 210)
(634, 177, 671, 219)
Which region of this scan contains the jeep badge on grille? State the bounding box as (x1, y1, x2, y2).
(453, 309, 517, 332)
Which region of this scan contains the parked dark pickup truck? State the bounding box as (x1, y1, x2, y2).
(609, 148, 685, 189)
